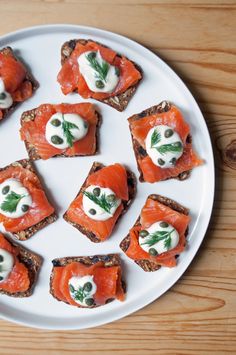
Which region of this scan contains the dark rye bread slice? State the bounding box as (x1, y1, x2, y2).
(60, 39, 143, 112)
(128, 100, 192, 182)
(0, 47, 38, 121)
(120, 194, 189, 272)
(20, 106, 101, 160)
(63, 162, 136, 243)
(0, 235, 42, 297)
(0, 159, 57, 241)
(50, 253, 125, 308)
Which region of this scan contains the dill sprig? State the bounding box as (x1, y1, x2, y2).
(156, 142, 183, 156)
(0, 191, 26, 213)
(86, 52, 109, 82)
(151, 129, 161, 148)
(83, 191, 117, 214)
(141, 229, 174, 250)
(62, 114, 79, 147)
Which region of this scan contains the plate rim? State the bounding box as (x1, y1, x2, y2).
(0, 23, 215, 330)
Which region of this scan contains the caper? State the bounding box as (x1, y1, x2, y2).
(89, 208, 96, 215)
(106, 194, 116, 203)
(51, 118, 61, 127)
(93, 187, 101, 197)
(158, 158, 165, 166)
(95, 80, 105, 89)
(170, 157, 177, 165)
(89, 51, 96, 59)
(51, 135, 64, 145)
(0, 255, 4, 262)
(149, 248, 158, 256)
(173, 141, 182, 148)
(85, 298, 94, 306)
(0, 92, 7, 100)
(21, 204, 29, 213)
(83, 282, 92, 292)
(0, 276, 3, 281)
(139, 230, 149, 238)
(115, 67, 120, 77)
(84, 121, 89, 129)
(2, 185, 10, 195)
(160, 221, 169, 228)
(164, 128, 174, 138)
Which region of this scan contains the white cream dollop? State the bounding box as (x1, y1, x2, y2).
(45, 112, 89, 149)
(139, 221, 179, 255)
(69, 275, 97, 307)
(0, 248, 14, 282)
(0, 178, 32, 218)
(0, 78, 13, 109)
(77, 51, 119, 93)
(82, 185, 121, 221)
(145, 125, 183, 168)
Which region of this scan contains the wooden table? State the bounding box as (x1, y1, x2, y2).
(0, 1, 235, 354)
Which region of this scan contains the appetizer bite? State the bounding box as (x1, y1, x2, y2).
(0, 159, 56, 240)
(0, 233, 42, 297)
(50, 254, 125, 308)
(57, 39, 142, 111)
(64, 162, 136, 242)
(128, 101, 203, 183)
(120, 194, 190, 271)
(0, 47, 38, 121)
(20, 103, 100, 160)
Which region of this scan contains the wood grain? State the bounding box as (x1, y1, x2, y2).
(0, 0, 236, 354)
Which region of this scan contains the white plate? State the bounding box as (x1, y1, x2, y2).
(0, 24, 214, 330)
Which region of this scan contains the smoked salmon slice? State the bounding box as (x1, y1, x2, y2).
(50, 254, 125, 308)
(120, 195, 190, 270)
(64, 162, 135, 242)
(0, 160, 56, 240)
(57, 39, 142, 111)
(20, 103, 100, 160)
(128, 101, 203, 183)
(0, 47, 37, 120)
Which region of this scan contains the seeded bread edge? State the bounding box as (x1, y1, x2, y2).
(119, 194, 189, 272)
(60, 39, 143, 112)
(63, 162, 136, 243)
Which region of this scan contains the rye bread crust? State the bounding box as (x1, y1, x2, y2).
(20, 106, 101, 160)
(0, 47, 38, 121)
(128, 100, 192, 182)
(0, 159, 57, 241)
(0, 235, 42, 297)
(120, 194, 189, 272)
(60, 39, 143, 112)
(63, 162, 136, 243)
(50, 253, 125, 308)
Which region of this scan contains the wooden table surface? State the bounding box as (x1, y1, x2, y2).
(0, 1, 235, 354)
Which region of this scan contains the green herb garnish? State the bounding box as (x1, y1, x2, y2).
(69, 284, 87, 303)
(0, 191, 26, 213)
(156, 142, 183, 156)
(62, 114, 79, 147)
(83, 191, 117, 214)
(86, 52, 109, 83)
(141, 229, 174, 251)
(151, 129, 161, 148)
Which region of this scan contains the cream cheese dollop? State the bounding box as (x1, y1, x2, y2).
(77, 51, 119, 93)
(45, 112, 89, 149)
(145, 125, 183, 168)
(0, 248, 14, 282)
(69, 275, 97, 307)
(0, 78, 13, 109)
(139, 221, 179, 256)
(0, 178, 32, 218)
(82, 185, 121, 221)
